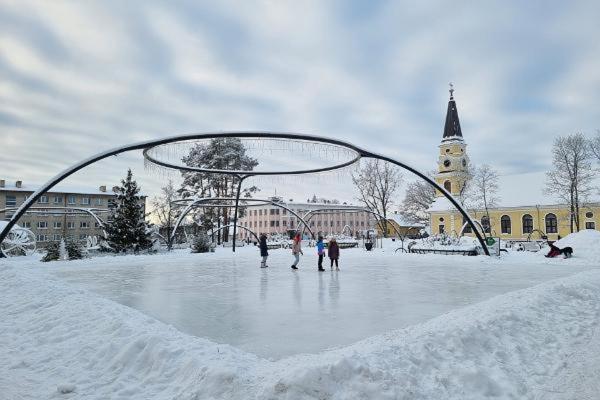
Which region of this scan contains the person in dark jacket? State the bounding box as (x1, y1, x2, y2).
(328, 238, 340, 270)
(259, 233, 269, 268)
(316, 235, 325, 271)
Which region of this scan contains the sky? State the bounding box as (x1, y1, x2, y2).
(1, 0, 599, 206)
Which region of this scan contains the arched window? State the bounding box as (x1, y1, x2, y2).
(501, 215, 511, 234)
(481, 216, 491, 233)
(462, 217, 472, 233)
(522, 214, 533, 234)
(545, 213, 558, 234)
(443, 180, 452, 193)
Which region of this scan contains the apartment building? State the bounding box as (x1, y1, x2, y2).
(237, 196, 375, 239)
(0, 179, 144, 247)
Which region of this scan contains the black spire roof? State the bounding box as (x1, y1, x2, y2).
(443, 84, 463, 139)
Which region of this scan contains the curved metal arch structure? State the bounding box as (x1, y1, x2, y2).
(459, 219, 488, 239)
(0, 206, 109, 239)
(298, 207, 407, 240)
(208, 223, 260, 244)
(0, 132, 489, 256)
(170, 197, 316, 242)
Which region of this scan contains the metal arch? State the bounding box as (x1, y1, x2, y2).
(298, 207, 407, 240)
(208, 223, 260, 244)
(0, 206, 109, 239)
(459, 219, 487, 238)
(169, 197, 316, 242)
(0, 131, 489, 256)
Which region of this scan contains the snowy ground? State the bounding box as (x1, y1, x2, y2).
(2, 236, 600, 399)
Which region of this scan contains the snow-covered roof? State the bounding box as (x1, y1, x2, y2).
(428, 171, 600, 212)
(0, 182, 129, 196)
(388, 212, 424, 227)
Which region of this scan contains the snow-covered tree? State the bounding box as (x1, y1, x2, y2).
(400, 178, 436, 226)
(151, 179, 179, 250)
(179, 138, 259, 243)
(104, 169, 152, 252)
(545, 133, 596, 232)
(352, 160, 403, 237)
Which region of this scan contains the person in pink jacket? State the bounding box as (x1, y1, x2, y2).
(291, 233, 303, 270)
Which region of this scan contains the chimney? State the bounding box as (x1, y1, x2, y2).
(0, 179, 5, 188)
(15, 180, 22, 188)
(99, 185, 107, 193)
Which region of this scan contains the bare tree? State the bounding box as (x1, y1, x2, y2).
(352, 160, 403, 237)
(400, 175, 436, 226)
(151, 180, 179, 250)
(591, 130, 600, 164)
(545, 133, 596, 232)
(470, 164, 500, 233)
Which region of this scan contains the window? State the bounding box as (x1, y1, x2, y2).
(283, 220, 287, 226)
(36, 234, 48, 242)
(53, 234, 61, 241)
(290, 220, 294, 228)
(439, 225, 445, 234)
(545, 213, 558, 234)
(53, 196, 62, 204)
(259, 210, 262, 216)
(522, 214, 533, 234)
(259, 221, 262, 227)
(270, 209, 275, 215)
(80, 221, 90, 229)
(67, 222, 75, 229)
(586, 221, 595, 230)
(67, 195, 76, 205)
(37, 221, 48, 229)
(53, 221, 62, 229)
(22, 221, 31, 228)
(443, 181, 452, 192)
(276, 209, 280, 215)
(270, 221, 275, 227)
(38, 195, 48, 204)
(282, 209, 287, 215)
(82, 197, 90, 205)
(463, 217, 472, 233)
(5, 195, 16, 207)
(500, 215, 511, 234)
(586, 211, 594, 219)
(481, 216, 491, 233)
(95, 198, 103, 206)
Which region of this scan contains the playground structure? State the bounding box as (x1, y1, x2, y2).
(0, 132, 490, 257)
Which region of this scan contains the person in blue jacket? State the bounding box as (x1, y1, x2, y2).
(316, 235, 325, 271)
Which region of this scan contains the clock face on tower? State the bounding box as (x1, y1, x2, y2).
(443, 159, 451, 168)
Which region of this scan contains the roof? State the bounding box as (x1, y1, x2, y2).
(428, 171, 600, 212)
(442, 90, 463, 139)
(388, 213, 425, 227)
(0, 182, 116, 196)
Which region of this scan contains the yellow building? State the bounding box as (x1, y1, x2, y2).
(428, 88, 600, 241)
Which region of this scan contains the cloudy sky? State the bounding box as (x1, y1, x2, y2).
(1, 1, 599, 204)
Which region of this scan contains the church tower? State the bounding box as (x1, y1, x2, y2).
(434, 84, 470, 197)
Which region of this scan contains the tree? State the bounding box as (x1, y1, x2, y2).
(545, 133, 596, 232)
(470, 164, 500, 233)
(591, 130, 600, 164)
(151, 180, 179, 250)
(179, 138, 259, 243)
(352, 160, 403, 237)
(104, 169, 152, 252)
(400, 178, 436, 226)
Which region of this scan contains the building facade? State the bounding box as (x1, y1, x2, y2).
(237, 196, 376, 239)
(0, 179, 137, 247)
(428, 89, 600, 241)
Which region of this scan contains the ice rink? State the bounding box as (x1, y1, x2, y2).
(45, 242, 595, 359)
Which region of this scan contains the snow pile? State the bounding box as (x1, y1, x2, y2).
(551, 229, 600, 261)
(3, 260, 600, 398)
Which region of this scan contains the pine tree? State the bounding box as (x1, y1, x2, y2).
(104, 169, 152, 252)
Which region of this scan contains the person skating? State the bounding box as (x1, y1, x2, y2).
(291, 233, 303, 270)
(259, 233, 269, 268)
(328, 237, 340, 270)
(316, 235, 325, 271)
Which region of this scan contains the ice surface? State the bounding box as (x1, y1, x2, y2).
(49, 241, 595, 359)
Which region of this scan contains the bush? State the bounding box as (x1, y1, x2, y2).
(191, 233, 211, 253)
(42, 239, 86, 262)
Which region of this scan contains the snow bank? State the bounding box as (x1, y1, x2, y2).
(2, 261, 600, 399)
(552, 229, 600, 261)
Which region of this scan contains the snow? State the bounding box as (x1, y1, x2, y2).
(2, 242, 600, 399)
(551, 229, 600, 260)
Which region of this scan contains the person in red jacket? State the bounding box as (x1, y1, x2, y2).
(328, 238, 340, 270)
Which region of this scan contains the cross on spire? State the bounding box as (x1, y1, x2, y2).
(449, 82, 454, 99)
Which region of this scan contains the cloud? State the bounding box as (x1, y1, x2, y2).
(0, 0, 599, 207)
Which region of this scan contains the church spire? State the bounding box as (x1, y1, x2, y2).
(443, 83, 463, 139)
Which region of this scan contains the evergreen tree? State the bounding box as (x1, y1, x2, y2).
(179, 138, 259, 242)
(104, 169, 152, 252)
